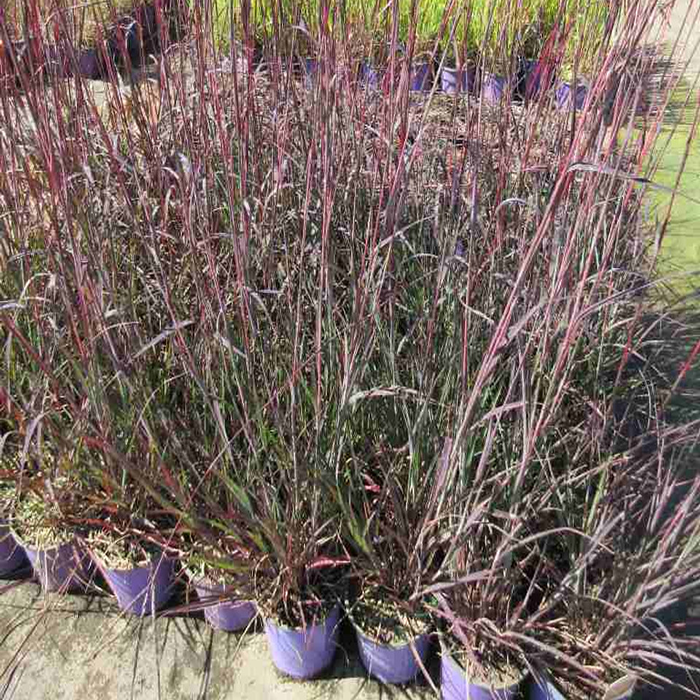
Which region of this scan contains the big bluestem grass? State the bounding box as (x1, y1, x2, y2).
(1, 0, 700, 691)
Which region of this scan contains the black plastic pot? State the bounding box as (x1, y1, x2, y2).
(439, 637, 526, 700)
(189, 573, 257, 632)
(107, 4, 161, 72)
(92, 550, 176, 616)
(14, 533, 94, 593)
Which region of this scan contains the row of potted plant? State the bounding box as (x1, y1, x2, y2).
(1, 0, 591, 112)
(1, 3, 696, 697)
(304, 55, 588, 109)
(0, 26, 589, 113)
(1, 421, 669, 700)
(0, 516, 631, 700)
(0, 0, 186, 84)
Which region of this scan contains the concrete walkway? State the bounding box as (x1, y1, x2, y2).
(666, 0, 700, 79)
(1, 577, 699, 700)
(0, 579, 434, 700)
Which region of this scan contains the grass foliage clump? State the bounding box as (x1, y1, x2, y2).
(1, 0, 700, 696)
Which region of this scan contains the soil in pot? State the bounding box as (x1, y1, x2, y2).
(88, 528, 176, 616)
(349, 591, 432, 684)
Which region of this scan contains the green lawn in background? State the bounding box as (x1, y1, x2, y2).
(3, 0, 139, 46)
(650, 82, 700, 295)
(209, 0, 604, 65)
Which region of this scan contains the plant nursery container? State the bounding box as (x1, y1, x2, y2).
(303, 58, 320, 88)
(353, 622, 431, 684)
(529, 672, 635, 700)
(555, 82, 588, 111)
(16, 534, 94, 593)
(0, 520, 27, 576)
(94, 552, 176, 616)
(441, 66, 476, 95)
(482, 73, 507, 103)
(77, 49, 102, 80)
(191, 575, 256, 632)
(358, 60, 380, 89)
(528, 675, 567, 700)
(264, 602, 341, 679)
(441, 647, 523, 700)
(410, 62, 433, 91)
(515, 59, 554, 101)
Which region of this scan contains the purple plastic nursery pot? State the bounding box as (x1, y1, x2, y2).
(192, 577, 256, 632)
(354, 624, 431, 684)
(409, 62, 433, 92)
(77, 49, 103, 80)
(358, 61, 380, 89)
(303, 58, 320, 88)
(528, 675, 567, 700)
(440, 649, 522, 700)
(17, 535, 94, 593)
(96, 553, 175, 616)
(264, 603, 341, 679)
(529, 673, 635, 700)
(516, 59, 555, 101)
(0, 521, 27, 577)
(440, 66, 476, 95)
(555, 82, 588, 111)
(482, 73, 507, 103)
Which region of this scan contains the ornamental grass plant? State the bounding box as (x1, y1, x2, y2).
(1, 0, 700, 694)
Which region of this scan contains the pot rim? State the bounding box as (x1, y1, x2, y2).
(183, 564, 252, 598)
(438, 634, 527, 691)
(10, 526, 77, 552)
(345, 595, 432, 648)
(263, 599, 341, 633)
(88, 542, 169, 573)
(347, 605, 432, 649)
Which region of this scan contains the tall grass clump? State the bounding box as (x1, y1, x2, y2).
(1, 0, 700, 695)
